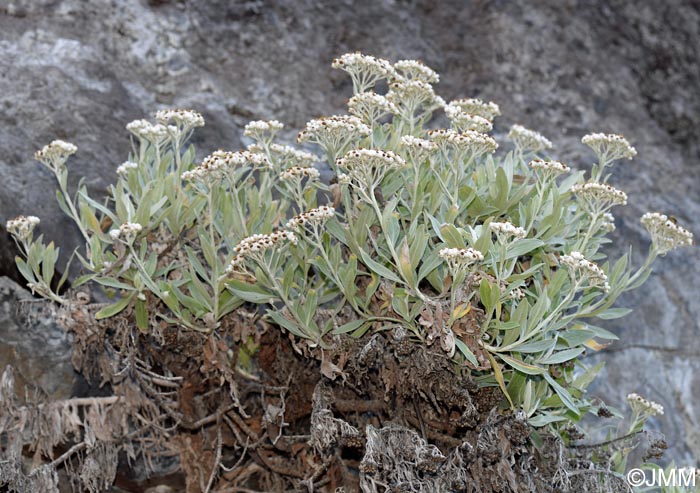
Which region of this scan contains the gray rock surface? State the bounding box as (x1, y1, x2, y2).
(0, 0, 698, 464)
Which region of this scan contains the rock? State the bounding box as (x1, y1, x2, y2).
(0, 0, 698, 464)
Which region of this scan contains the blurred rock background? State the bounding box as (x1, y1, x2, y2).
(1, 0, 698, 465)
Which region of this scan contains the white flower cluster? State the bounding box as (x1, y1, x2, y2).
(154, 109, 205, 129)
(243, 120, 284, 143)
(297, 115, 370, 153)
(439, 247, 484, 276)
(109, 222, 143, 243)
(529, 159, 570, 175)
(508, 125, 553, 153)
(285, 205, 336, 230)
(182, 150, 270, 182)
(227, 230, 297, 273)
(449, 98, 501, 121)
(116, 161, 138, 176)
(34, 140, 78, 170)
(572, 182, 628, 210)
(582, 133, 637, 162)
(6, 215, 40, 241)
(400, 135, 437, 162)
(627, 392, 664, 416)
(280, 166, 320, 181)
(560, 251, 609, 292)
(601, 212, 616, 233)
(428, 129, 498, 157)
(336, 148, 406, 186)
(248, 143, 318, 168)
(387, 80, 441, 113)
(444, 103, 493, 133)
(392, 59, 440, 84)
(332, 53, 394, 91)
(348, 91, 397, 123)
(126, 119, 169, 145)
(489, 221, 527, 241)
(641, 212, 694, 256)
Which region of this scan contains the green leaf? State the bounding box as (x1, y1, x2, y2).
(226, 279, 276, 303)
(95, 294, 133, 320)
(267, 310, 307, 339)
(505, 239, 545, 260)
(333, 319, 366, 335)
(536, 347, 584, 365)
(543, 373, 579, 415)
(499, 354, 545, 375)
(528, 413, 568, 427)
(135, 298, 149, 332)
(359, 250, 402, 284)
(596, 307, 633, 320)
(440, 224, 466, 249)
(487, 352, 514, 409)
(455, 339, 479, 367)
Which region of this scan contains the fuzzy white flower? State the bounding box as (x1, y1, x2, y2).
(227, 230, 297, 274)
(560, 251, 609, 292)
(400, 135, 437, 163)
(243, 120, 284, 143)
(428, 129, 498, 158)
(489, 221, 527, 241)
(285, 205, 336, 230)
(529, 159, 570, 176)
(582, 133, 637, 162)
(335, 148, 406, 187)
(332, 52, 394, 92)
(392, 59, 440, 84)
(35, 140, 78, 171)
(449, 98, 501, 121)
(641, 212, 693, 256)
(154, 109, 204, 129)
(116, 161, 138, 176)
(297, 115, 371, 162)
(572, 182, 628, 211)
(6, 215, 40, 241)
(280, 166, 320, 181)
(439, 247, 484, 278)
(601, 212, 616, 233)
(627, 392, 664, 416)
(508, 124, 553, 153)
(386, 80, 440, 117)
(109, 222, 143, 244)
(348, 91, 397, 123)
(248, 143, 318, 168)
(126, 119, 169, 145)
(444, 104, 493, 133)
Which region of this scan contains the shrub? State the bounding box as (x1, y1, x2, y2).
(4, 53, 694, 492)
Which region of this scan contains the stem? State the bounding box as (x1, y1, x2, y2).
(208, 188, 220, 319)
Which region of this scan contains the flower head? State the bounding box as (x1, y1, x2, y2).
(285, 205, 336, 230)
(332, 52, 394, 93)
(109, 222, 143, 244)
(641, 212, 693, 256)
(428, 129, 498, 159)
(572, 182, 628, 211)
(489, 221, 527, 242)
(297, 115, 370, 163)
(348, 91, 397, 124)
(126, 119, 169, 146)
(117, 161, 138, 176)
(508, 125, 553, 153)
(582, 133, 637, 163)
(392, 59, 439, 84)
(560, 251, 609, 292)
(439, 247, 484, 278)
(335, 148, 406, 187)
(243, 120, 284, 144)
(154, 109, 204, 130)
(601, 212, 616, 233)
(387, 80, 441, 117)
(449, 98, 501, 121)
(400, 135, 437, 163)
(35, 140, 78, 172)
(6, 215, 40, 241)
(182, 150, 270, 183)
(444, 104, 493, 133)
(248, 143, 318, 168)
(627, 392, 664, 417)
(227, 230, 297, 274)
(529, 159, 570, 176)
(280, 166, 320, 182)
